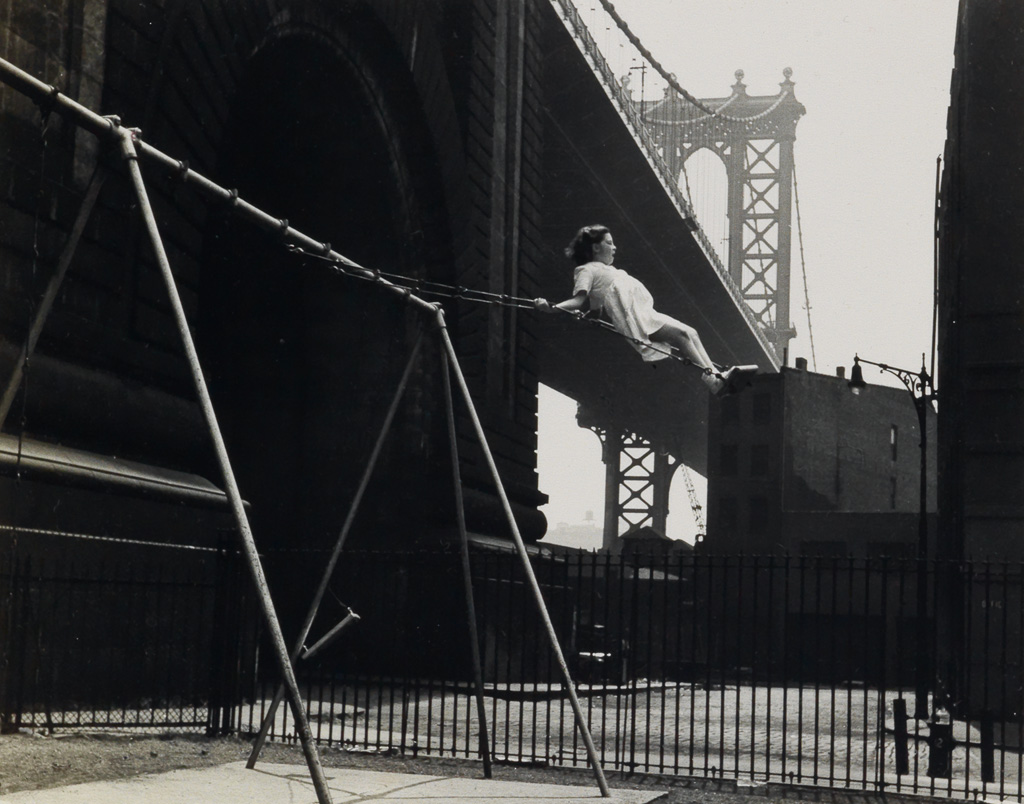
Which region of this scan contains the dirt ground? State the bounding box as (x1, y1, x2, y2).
(0, 729, 782, 802)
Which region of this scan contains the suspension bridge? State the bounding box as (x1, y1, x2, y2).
(536, 0, 807, 539)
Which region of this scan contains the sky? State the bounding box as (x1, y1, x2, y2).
(537, 0, 961, 549)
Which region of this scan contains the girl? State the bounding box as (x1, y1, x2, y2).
(534, 224, 755, 396)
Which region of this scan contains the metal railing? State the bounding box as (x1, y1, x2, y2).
(242, 549, 1023, 801)
(5, 541, 1022, 799)
(0, 533, 257, 735)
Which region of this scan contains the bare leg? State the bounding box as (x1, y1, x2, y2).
(650, 322, 717, 373)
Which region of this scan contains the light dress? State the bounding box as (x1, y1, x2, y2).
(573, 261, 681, 362)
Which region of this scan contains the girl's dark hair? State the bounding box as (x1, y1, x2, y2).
(564, 224, 611, 265)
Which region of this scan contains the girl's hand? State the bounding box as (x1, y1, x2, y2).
(534, 298, 554, 313)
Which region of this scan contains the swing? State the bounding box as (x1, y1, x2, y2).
(287, 242, 761, 395)
(554, 308, 761, 395)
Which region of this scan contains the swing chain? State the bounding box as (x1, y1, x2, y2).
(280, 239, 711, 370)
(15, 100, 54, 486)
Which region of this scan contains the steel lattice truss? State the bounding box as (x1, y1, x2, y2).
(739, 139, 783, 330)
(585, 421, 680, 541)
(616, 431, 662, 533)
(641, 71, 805, 356)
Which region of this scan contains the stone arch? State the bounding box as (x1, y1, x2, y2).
(197, 3, 458, 560)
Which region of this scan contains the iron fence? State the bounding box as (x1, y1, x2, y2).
(0, 532, 257, 734)
(244, 549, 1024, 801)
(4, 542, 1023, 799)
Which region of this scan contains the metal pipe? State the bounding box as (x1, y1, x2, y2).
(440, 339, 492, 778)
(436, 318, 610, 797)
(0, 56, 434, 320)
(247, 330, 425, 768)
(117, 128, 333, 804)
(0, 168, 106, 430)
(300, 611, 361, 662)
(0, 58, 117, 139)
(915, 395, 931, 719)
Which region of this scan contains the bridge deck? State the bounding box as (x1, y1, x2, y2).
(536, 2, 779, 472)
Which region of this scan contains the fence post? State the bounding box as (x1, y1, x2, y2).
(926, 708, 952, 778)
(892, 696, 910, 776)
(976, 710, 995, 784)
(207, 532, 231, 736)
(2, 555, 30, 734)
(0, 551, 15, 732)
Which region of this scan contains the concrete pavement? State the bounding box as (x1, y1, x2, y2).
(0, 762, 668, 803)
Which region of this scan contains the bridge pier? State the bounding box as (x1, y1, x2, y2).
(582, 411, 681, 550)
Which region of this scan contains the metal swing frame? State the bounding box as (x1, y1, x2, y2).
(0, 56, 611, 801)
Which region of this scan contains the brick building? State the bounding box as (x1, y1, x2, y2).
(938, 3, 1024, 564)
(936, 1, 1024, 718)
(705, 359, 937, 555)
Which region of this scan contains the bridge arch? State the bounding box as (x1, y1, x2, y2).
(198, 4, 457, 554)
(681, 146, 730, 266)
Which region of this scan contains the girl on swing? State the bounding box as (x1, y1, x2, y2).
(534, 224, 756, 396)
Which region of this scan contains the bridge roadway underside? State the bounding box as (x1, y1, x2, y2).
(534, 9, 778, 474)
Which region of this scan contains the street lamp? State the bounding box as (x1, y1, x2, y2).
(849, 354, 938, 720)
(848, 355, 937, 561)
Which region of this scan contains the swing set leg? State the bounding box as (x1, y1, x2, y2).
(436, 315, 611, 798)
(118, 129, 334, 804)
(246, 329, 425, 769)
(440, 344, 493, 778)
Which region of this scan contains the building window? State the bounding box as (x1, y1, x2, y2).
(749, 495, 769, 535)
(720, 395, 741, 426)
(750, 444, 770, 477)
(891, 425, 898, 461)
(719, 444, 739, 476)
(753, 393, 772, 426)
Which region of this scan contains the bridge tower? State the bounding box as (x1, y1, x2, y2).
(595, 427, 679, 550)
(643, 70, 806, 358)
(578, 406, 686, 551)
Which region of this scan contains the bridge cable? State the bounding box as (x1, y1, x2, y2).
(931, 155, 941, 383)
(679, 465, 706, 539)
(792, 161, 817, 371)
(286, 244, 720, 372)
(679, 152, 695, 208)
(596, 0, 792, 123)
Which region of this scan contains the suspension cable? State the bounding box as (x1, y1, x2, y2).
(792, 161, 817, 371)
(679, 151, 695, 207)
(931, 155, 941, 382)
(596, 0, 792, 123)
